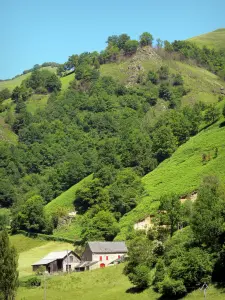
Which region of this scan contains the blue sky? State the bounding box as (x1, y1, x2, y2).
(1, 0, 224, 79)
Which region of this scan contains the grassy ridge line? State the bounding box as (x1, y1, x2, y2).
(188, 28, 225, 50)
(0, 67, 57, 91)
(45, 174, 93, 215)
(17, 263, 225, 299)
(117, 117, 225, 239)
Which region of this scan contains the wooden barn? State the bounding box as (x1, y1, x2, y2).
(32, 250, 80, 273)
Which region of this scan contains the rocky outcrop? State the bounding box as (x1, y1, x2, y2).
(125, 46, 162, 87)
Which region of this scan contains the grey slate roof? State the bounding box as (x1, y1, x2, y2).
(32, 250, 75, 266)
(88, 241, 127, 253)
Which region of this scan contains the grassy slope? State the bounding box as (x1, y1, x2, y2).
(188, 28, 225, 50)
(45, 174, 93, 215)
(60, 73, 74, 90)
(10, 234, 74, 278)
(10, 234, 48, 254)
(45, 175, 93, 240)
(117, 114, 225, 239)
(0, 67, 57, 92)
(17, 263, 225, 300)
(0, 116, 17, 143)
(100, 50, 225, 107)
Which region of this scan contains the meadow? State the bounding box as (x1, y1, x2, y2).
(16, 263, 225, 300)
(10, 234, 74, 278)
(188, 28, 225, 50)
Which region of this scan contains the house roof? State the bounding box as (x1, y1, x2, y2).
(32, 250, 79, 266)
(88, 241, 127, 253)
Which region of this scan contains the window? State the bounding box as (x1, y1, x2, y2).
(100, 256, 102, 261)
(69, 256, 73, 263)
(106, 256, 108, 261)
(66, 265, 71, 272)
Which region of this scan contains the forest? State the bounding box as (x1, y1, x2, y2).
(0, 29, 225, 298)
(1, 32, 225, 241)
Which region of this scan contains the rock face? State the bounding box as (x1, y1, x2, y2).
(125, 46, 162, 87)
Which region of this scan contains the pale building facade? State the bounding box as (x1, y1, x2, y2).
(134, 216, 153, 231)
(32, 250, 80, 273)
(81, 241, 128, 268)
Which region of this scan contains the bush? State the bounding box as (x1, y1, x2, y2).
(173, 74, 184, 86)
(35, 86, 48, 94)
(169, 247, 213, 288)
(128, 265, 150, 288)
(24, 276, 41, 287)
(35, 266, 46, 275)
(0, 88, 11, 101)
(148, 71, 159, 84)
(159, 276, 186, 297)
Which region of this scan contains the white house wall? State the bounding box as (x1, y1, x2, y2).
(92, 253, 125, 266)
(62, 253, 80, 272)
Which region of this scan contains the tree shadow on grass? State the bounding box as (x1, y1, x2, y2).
(219, 120, 225, 128)
(214, 282, 225, 290)
(157, 294, 186, 300)
(126, 286, 146, 294)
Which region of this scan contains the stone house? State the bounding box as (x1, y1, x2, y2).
(81, 241, 128, 268)
(133, 216, 154, 231)
(32, 250, 80, 273)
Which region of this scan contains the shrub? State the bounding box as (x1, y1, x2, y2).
(35, 86, 48, 94)
(173, 74, 184, 86)
(128, 265, 150, 288)
(25, 277, 41, 287)
(0, 88, 11, 101)
(159, 276, 186, 297)
(35, 266, 46, 275)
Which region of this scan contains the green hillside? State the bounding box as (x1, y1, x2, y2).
(45, 174, 93, 215)
(0, 46, 224, 146)
(17, 263, 225, 300)
(0, 69, 74, 143)
(0, 66, 57, 92)
(118, 113, 225, 239)
(100, 54, 224, 105)
(188, 28, 225, 50)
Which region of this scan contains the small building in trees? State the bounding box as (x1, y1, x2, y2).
(32, 250, 80, 273)
(81, 241, 128, 269)
(134, 216, 154, 231)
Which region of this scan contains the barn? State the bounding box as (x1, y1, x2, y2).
(32, 250, 80, 273)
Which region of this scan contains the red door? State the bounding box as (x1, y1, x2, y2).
(100, 263, 105, 268)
